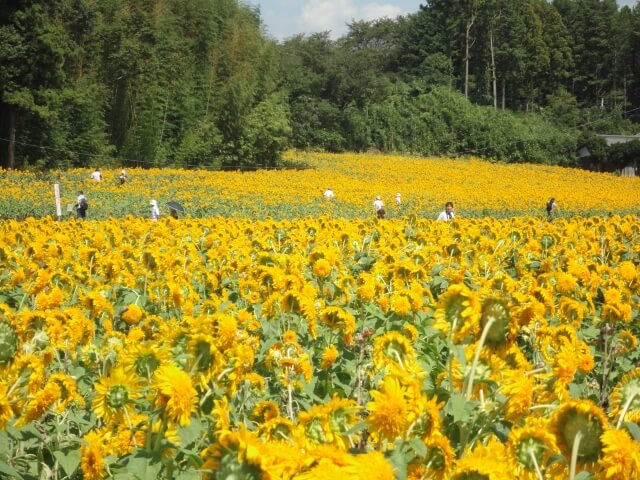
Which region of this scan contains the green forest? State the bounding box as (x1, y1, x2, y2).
(1, 0, 640, 171)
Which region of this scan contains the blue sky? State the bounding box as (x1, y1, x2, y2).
(246, 0, 638, 41)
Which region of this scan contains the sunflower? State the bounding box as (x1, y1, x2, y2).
(342, 451, 395, 479)
(80, 430, 107, 480)
(153, 364, 197, 427)
(0, 382, 14, 428)
(418, 430, 455, 480)
(609, 368, 640, 424)
(451, 437, 513, 480)
(366, 376, 414, 442)
(616, 329, 638, 354)
(320, 344, 339, 369)
(597, 427, 640, 479)
(93, 367, 141, 425)
(433, 284, 481, 342)
(320, 306, 356, 339)
(312, 258, 332, 277)
(121, 341, 170, 379)
(389, 292, 412, 316)
(551, 399, 608, 464)
(479, 297, 513, 348)
(252, 401, 280, 423)
(500, 369, 535, 422)
(372, 331, 416, 371)
(507, 417, 558, 477)
(121, 304, 144, 325)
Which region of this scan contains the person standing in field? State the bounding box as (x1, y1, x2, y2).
(395, 193, 402, 206)
(546, 197, 557, 220)
(150, 199, 160, 221)
(437, 201, 455, 221)
(91, 168, 102, 181)
(323, 188, 334, 200)
(76, 191, 88, 219)
(119, 169, 127, 185)
(373, 196, 385, 218)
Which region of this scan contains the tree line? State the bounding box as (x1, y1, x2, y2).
(1, 0, 639, 171)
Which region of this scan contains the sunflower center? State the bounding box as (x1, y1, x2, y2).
(106, 385, 129, 409)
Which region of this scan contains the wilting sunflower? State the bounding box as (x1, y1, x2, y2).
(597, 427, 640, 479)
(366, 376, 414, 442)
(93, 367, 140, 426)
(551, 399, 607, 464)
(609, 368, 640, 424)
(153, 364, 197, 427)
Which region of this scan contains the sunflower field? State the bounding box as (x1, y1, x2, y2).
(0, 153, 639, 480)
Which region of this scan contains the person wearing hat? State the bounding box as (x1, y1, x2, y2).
(150, 199, 160, 221)
(395, 193, 402, 206)
(373, 196, 385, 219)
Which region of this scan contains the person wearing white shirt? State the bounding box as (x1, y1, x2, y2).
(437, 201, 455, 221)
(373, 196, 386, 219)
(395, 193, 402, 206)
(90, 168, 102, 181)
(150, 199, 160, 221)
(323, 188, 334, 200)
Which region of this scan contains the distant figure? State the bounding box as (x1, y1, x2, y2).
(373, 196, 384, 214)
(376, 207, 386, 219)
(323, 188, 334, 200)
(437, 201, 455, 221)
(76, 191, 88, 219)
(546, 197, 557, 220)
(150, 199, 160, 221)
(395, 193, 402, 206)
(91, 168, 102, 182)
(119, 169, 127, 185)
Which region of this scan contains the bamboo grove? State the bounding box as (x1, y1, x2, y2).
(2, 0, 640, 170)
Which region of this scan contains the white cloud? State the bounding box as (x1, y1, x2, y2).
(298, 0, 406, 39)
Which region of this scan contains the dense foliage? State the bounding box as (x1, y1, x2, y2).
(1, 0, 640, 169)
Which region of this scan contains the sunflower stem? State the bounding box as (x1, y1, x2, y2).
(616, 391, 637, 428)
(528, 449, 544, 480)
(464, 318, 495, 399)
(569, 430, 583, 480)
